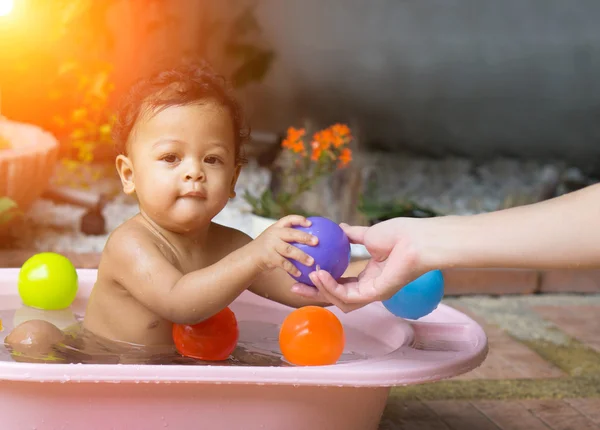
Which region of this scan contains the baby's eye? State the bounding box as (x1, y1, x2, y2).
(161, 154, 179, 163)
(205, 156, 222, 165)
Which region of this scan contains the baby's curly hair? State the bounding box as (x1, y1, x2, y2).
(112, 60, 249, 164)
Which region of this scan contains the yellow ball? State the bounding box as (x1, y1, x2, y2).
(18, 252, 78, 310)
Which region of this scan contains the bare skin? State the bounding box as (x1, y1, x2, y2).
(292, 182, 600, 310)
(81, 99, 368, 347)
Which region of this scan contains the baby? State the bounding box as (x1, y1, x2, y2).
(6, 61, 367, 360)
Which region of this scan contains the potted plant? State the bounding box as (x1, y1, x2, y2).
(0, 119, 59, 237)
(243, 123, 353, 237)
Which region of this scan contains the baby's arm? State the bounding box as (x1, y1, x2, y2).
(230, 229, 369, 308)
(104, 227, 261, 324)
(105, 218, 315, 324)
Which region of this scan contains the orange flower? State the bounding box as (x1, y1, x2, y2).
(338, 148, 352, 168)
(330, 123, 351, 148)
(289, 140, 306, 154)
(282, 127, 306, 154)
(312, 129, 333, 150)
(311, 140, 323, 161)
(331, 123, 351, 137)
(286, 127, 306, 142)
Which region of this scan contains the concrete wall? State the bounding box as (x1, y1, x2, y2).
(25, 0, 596, 164)
(235, 0, 600, 164)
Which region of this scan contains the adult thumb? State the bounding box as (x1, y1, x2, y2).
(339, 223, 368, 244)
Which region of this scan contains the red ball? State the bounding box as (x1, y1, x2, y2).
(172, 307, 239, 361)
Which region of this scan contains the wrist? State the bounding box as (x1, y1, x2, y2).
(241, 241, 267, 275)
(407, 215, 470, 271)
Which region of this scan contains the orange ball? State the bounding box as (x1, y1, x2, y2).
(279, 306, 345, 366)
(172, 307, 239, 361)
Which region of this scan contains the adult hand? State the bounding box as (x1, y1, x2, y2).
(291, 219, 426, 311)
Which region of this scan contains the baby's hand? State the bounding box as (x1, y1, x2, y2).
(251, 215, 318, 277)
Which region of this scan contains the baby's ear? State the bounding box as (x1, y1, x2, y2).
(229, 164, 242, 198)
(116, 154, 135, 195)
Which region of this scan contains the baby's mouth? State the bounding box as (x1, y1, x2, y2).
(181, 190, 207, 199)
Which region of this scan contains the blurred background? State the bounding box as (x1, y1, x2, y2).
(1, 0, 600, 252)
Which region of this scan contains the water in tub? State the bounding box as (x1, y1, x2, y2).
(0, 294, 387, 366)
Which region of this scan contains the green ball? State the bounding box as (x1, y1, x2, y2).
(18, 252, 78, 310)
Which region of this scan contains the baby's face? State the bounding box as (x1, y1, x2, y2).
(117, 100, 240, 233)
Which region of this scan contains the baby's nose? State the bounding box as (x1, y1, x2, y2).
(184, 165, 205, 181)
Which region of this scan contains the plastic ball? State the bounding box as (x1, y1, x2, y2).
(382, 269, 444, 320)
(18, 252, 78, 310)
(279, 306, 345, 366)
(290, 216, 350, 286)
(172, 307, 239, 361)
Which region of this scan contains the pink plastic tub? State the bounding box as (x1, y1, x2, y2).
(0, 269, 487, 430)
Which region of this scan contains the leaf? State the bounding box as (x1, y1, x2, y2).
(70, 129, 87, 140)
(99, 124, 112, 137)
(230, 6, 261, 37)
(231, 50, 275, 88)
(57, 61, 79, 76)
(358, 197, 440, 221)
(72, 108, 87, 122)
(0, 197, 17, 213)
(243, 189, 284, 218)
(0, 197, 19, 225)
(225, 42, 262, 59)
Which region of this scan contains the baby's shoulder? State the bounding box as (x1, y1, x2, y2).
(208, 222, 253, 254)
(103, 216, 161, 260)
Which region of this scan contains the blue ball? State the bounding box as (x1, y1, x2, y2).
(382, 270, 444, 320)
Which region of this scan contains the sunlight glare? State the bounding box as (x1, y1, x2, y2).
(0, 0, 14, 17)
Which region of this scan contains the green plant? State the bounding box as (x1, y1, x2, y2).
(223, 4, 275, 88)
(356, 176, 441, 224)
(51, 61, 116, 188)
(175, 1, 275, 88)
(0, 0, 121, 188)
(1, 1, 274, 189)
(358, 197, 440, 225)
(0, 197, 20, 224)
(244, 124, 353, 218)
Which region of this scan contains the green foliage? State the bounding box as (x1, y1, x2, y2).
(225, 5, 275, 88)
(182, 1, 275, 89)
(1, 1, 274, 189)
(244, 125, 353, 219)
(0, 0, 120, 188)
(0, 197, 20, 224)
(358, 197, 440, 225)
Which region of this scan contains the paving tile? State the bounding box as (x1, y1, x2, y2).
(424, 400, 500, 429)
(588, 341, 600, 353)
(390, 377, 600, 402)
(450, 305, 565, 380)
(564, 399, 600, 425)
(531, 305, 600, 353)
(442, 268, 539, 296)
(382, 400, 600, 430)
(540, 270, 600, 294)
(521, 400, 600, 430)
(380, 400, 451, 430)
(473, 400, 554, 430)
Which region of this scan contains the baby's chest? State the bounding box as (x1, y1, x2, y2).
(176, 251, 224, 274)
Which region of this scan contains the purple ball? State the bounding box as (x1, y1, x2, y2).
(290, 216, 351, 286)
